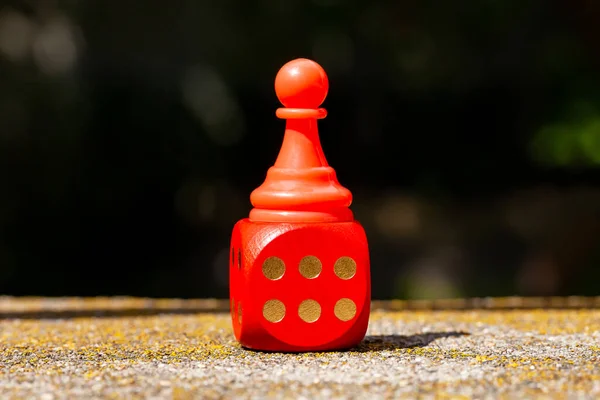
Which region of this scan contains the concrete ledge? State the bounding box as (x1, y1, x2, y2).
(0, 297, 598, 399)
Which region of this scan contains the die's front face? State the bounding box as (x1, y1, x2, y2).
(229, 219, 370, 351)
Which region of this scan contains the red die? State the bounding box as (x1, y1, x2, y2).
(230, 220, 370, 351)
(229, 58, 371, 352)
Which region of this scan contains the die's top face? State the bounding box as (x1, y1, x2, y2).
(250, 223, 370, 348)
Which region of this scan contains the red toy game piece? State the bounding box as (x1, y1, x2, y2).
(229, 58, 371, 352)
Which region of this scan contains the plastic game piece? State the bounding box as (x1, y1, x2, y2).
(229, 58, 371, 352)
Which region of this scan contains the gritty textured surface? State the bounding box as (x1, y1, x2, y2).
(0, 297, 599, 399)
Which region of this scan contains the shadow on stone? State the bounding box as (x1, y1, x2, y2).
(354, 331, 469, 352)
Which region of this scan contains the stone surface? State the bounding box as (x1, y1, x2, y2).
(0, 297, 598, 399)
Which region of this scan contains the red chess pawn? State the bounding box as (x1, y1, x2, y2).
(229, 58, 370, 352)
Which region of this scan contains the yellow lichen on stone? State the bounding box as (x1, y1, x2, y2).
(0, 297, 598, 398)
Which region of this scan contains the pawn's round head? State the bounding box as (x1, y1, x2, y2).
(275, 58, 329, 109)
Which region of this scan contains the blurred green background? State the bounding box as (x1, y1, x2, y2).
(0, 0, 598, 299)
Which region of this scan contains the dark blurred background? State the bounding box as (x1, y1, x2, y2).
(0, 0, 599, 299)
